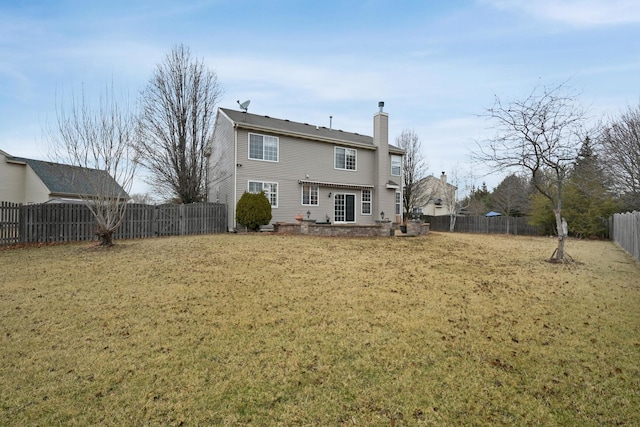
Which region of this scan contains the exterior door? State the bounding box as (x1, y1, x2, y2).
(334, 193, 356, 223)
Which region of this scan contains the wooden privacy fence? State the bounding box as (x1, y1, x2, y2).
(611, 211, 640, 261)
(0, 201, 227, 245)
(425, 215, 542, 236)
(0, 201, 20, 245)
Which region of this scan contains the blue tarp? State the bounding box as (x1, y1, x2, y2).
(485, 211, 501, 217)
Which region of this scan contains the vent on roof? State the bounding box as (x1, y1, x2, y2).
(265, 115, 270, 118)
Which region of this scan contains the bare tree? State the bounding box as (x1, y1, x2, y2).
(440, 169, 471, 232)
(395, 129, 428, 219)
(599, 102, 640, 211)
(138, 44, 222, 203)
(491, 173, 531, 233)
(476, 83, 586, 262)
(48, 84, 139, 246)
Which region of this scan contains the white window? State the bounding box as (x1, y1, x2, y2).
(249, 133, 278, 162)
(391, 155, 402, 176)
(361, 189, 372, 215)
(248, 181, 278, 207)
(395, 191, 401, 216)
(302, 184, 319, 206)
(335, 147, 356, 170)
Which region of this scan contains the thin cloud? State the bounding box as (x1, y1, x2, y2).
(481, 0, 640, 26)
(214, 55, 389, 102)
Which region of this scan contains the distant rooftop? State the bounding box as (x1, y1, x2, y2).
(8, 156, 128, 199)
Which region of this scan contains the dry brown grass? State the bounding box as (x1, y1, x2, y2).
(1, 232, 639, 426)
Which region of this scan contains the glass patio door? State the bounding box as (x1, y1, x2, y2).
(334, 193, 355, 223)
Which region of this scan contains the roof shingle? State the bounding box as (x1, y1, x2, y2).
(220, 108, 404, 153)
(10, 157, 128, 199)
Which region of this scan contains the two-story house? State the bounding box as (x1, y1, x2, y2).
(414, 172, 458, 217)
(207, 102, 404, 231)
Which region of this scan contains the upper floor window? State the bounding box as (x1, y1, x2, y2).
(248, 181, 278, 207)
(249, 133, 278, 162)
(302, 184, 319, 206)
(335, 147, 356, 171)
(391, 155, 402, 176)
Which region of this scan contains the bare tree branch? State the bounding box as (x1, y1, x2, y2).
(47, 82, 139, 246)
(439, 168, 472, 232)
(598, 102, 640, 211)
(138, 44, 223, 203)
(474, 82, 587, 261)
(395, 129, 428, 219)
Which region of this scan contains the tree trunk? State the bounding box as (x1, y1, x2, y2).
(553, 210, 565, 261)
(96, 228, 114, 246)
(449, 214, 456, 232)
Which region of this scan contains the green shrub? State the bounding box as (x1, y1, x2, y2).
(236, 191, 272, 231)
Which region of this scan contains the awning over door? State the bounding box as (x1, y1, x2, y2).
(298, 179, 374, 190)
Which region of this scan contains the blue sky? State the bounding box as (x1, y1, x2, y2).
(2, 0, 639, 194)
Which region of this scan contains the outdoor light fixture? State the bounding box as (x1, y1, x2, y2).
(306, 210, 311, 219)
(380, 211, 385, 220)
(328, 192, 332, 197)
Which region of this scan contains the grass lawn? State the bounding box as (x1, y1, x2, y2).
(1, 232, 639, 426)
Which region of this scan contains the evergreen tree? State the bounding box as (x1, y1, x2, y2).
(466, 182, 491, 215)
(563, 138, 620, 238)
(529, 191, 556, 235)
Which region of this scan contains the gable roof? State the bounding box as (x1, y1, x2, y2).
(416, 175, 458, 191)
(7, 156, 129, 199)
(219, 108, 404, 154)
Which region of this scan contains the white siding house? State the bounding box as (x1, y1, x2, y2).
(414, 173, 458, 217)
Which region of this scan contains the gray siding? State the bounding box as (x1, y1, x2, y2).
(235, 128, 395, 225)
(208, 112, 236, 230)
(209, 108, 403, 230)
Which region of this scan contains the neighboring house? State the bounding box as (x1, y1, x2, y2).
(0, 149, 128, 204)
(207, 102, 405, 231)
(414, 172, 458, 217)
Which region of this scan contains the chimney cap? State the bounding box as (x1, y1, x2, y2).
(378, 101, 384, 112)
